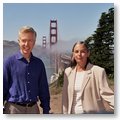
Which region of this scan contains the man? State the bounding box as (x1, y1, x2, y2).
(3, 26, 50, 114)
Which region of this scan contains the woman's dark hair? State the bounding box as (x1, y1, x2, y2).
(70, 41, 90, 68)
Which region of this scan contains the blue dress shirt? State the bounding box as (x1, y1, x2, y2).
(3, 51, 50, 113)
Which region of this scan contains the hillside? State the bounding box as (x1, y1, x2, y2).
(49, 80, 63, 114)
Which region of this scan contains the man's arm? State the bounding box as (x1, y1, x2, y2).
(38, 62, 50, 114)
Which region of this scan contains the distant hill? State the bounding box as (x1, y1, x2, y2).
(3, 40, 19, 47)
(3, 40, 19, 59)
(3, 39, 78, 54)
(3, 40, 45, 58)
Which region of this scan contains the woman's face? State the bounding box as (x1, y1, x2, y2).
(73, 43, 90, 66)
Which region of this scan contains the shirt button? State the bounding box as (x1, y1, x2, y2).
(28, 73, 30, 75)
(28, 90, 31, 92)
(28, 81, 30, 84)
(30, 99, 32, 101)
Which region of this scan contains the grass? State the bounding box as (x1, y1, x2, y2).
(49, 80, 63, 95)
(108, 79, 114, 91)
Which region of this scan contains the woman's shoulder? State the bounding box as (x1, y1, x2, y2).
(65, 67, 72, 72)
(64, 67, 74, 75)
(92, 64, 105, 72)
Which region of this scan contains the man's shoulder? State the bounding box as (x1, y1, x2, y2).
(33, 56, 42, 61)
(4, 53, 16, 62)
(32, 56, 44, 65)
(4, 53, 18, 68)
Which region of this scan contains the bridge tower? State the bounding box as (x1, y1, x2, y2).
(42, 36, 46, 48)
(49, 20, 58, 73)
(50, 20, 57, 47)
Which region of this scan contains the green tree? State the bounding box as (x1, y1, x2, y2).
(85, 8, 114, 78)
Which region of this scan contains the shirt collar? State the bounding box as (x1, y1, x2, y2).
(15, 51, 34, 61)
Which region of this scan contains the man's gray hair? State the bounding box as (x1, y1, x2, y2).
(18, 26, 37, 38)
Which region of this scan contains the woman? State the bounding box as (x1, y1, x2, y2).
(62, 41, 114, 114)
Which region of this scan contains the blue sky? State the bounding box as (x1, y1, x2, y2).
(3, 3, 113, 45)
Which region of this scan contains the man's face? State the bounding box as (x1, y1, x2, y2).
(18, 32, 36, 57)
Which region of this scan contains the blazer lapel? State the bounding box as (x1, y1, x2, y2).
(68, 67, 76, 113)
(80, 63, 93, 95)
(69, 67, 76, 85)
(80, 70, 91, 94)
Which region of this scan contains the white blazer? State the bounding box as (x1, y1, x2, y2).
(62, 63, 114, 114)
